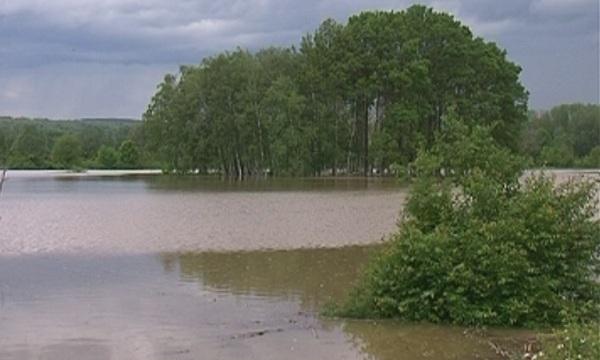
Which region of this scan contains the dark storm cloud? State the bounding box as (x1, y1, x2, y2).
(0, 0, 597, 118)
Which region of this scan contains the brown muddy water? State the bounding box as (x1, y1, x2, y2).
(0, 171, 405, 254)
(0, 171, 546, 359)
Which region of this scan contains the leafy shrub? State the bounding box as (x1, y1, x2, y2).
(538, 321, 600, 360)
(334, 120, 600, 327)
(118, 140, 140, 168)
(95, 145, 120, 169)
(52, 133, 83, 169)
(539, 143, 575, 168)
(576, 146, 600, 169)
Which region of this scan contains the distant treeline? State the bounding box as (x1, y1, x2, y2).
(143, 5, 528, 177)
(0, 117, 149, 169)
(521, 103, 600, 168)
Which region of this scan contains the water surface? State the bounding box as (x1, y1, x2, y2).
(0, 171, 405, 254)
(0, 248, 532, 360)
(0, 171, 536, 359)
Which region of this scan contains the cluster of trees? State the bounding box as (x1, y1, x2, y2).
(521, 103, 600, 168)
(0, 117, 146, 169)
(143, 5, 527, 178)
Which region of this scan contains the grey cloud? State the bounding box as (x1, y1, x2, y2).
(0, 62, 172, 119)
(0, 0, 597, 118)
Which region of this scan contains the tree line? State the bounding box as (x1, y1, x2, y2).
(521, 103, 600, 168)
(0, 117, 147, 169)
(3, 102, 595, 172)
(142, 5, 528, 178)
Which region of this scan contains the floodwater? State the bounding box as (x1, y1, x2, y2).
(0, 171, 541, 359)
(0, 171, 405, 254)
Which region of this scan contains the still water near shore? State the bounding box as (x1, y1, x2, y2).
(0, 171, 545, 359)
(0, 248, 533, 360)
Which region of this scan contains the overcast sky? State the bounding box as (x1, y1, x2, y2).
(0, 0, 598, 119)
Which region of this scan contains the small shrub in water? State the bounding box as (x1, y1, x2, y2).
(335, 121, 600, 327)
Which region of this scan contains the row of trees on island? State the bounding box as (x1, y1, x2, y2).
(142, 5, 528, 177)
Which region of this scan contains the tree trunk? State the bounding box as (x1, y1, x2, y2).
(363, 96, 369, 177)
(332, 101, 338, 177)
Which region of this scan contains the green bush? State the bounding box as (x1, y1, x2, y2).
(51, 133, 83, 169)
(95, 145, 120, 169)
(334, 120, 600, 327)
(539, 143, 575, 168)
(118, 140, 140, 168)
(539, 321, 600, 360)
(576, 146, 600, 169)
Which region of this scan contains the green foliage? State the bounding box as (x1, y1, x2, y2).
(143, 5, 527, 178)
(0, 117, 147, 169)
(335, 120, 600, 327)
(95, 145, 120, 169)
(539, 143, 575, 167)
(118, 140, 139, 168)
(0, 131, 10, 165)
(51, 133, 82, 169)
(522, 104, 600, 167)
(8, 124, 48, 168)
(576, 146, 600, 168)
(540, 321, 600, 360)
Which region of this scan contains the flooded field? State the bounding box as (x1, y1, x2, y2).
(0, 170, 577, 359)
(0, 171, 404, 254)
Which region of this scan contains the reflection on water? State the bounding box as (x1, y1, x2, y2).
(0, 247, 532, 360)
(166, 246, 377, 310)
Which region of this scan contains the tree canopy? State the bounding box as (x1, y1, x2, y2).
(143, 5, 528, 178)
(51, 133, 82, 169)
